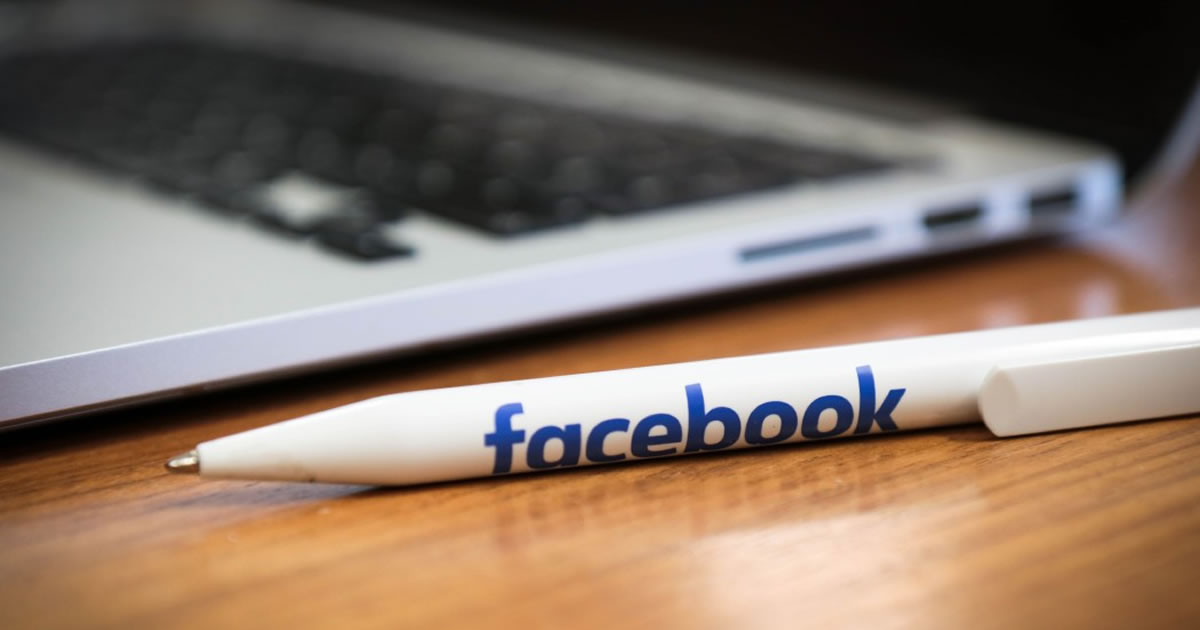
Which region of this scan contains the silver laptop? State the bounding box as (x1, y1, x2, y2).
(0, 0, 1184, 427)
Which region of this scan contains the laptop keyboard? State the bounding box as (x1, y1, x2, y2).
(0, 40, 897, 261)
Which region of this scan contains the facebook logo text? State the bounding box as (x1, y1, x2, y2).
(484, 365, 904, 474)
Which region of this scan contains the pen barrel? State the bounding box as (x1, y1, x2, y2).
(196, 308, 1200, 485)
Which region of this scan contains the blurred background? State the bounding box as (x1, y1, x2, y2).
(391, 0, 1200, 180)
(2, 0, 1197, 180)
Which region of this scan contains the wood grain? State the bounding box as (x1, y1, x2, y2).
(2, 163, 1198, 630)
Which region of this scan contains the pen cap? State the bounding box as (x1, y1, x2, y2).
(979, 338, 1200, 437)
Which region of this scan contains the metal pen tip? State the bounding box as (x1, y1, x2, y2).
(165, 450, 200, 474)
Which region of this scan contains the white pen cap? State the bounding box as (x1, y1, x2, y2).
(979, 331, 1200, 437)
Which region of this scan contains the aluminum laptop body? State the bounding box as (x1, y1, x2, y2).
(0, 0, 1133, 426)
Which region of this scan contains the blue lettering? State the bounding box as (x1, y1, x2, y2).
(854, 365, 904, 434)
(631, 413, 682, 457)
(527, 424, 582, 469)
(745, 400, 798, 445)
(801, 395, 854, 438)
(484, 403, 526, 474)
(586, 418, 630, 463)
(487, 365, 905, 472)
(683, 383, 740, 452)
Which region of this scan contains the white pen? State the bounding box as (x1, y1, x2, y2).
(165, 308, 1200, 485)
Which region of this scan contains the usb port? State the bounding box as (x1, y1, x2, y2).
(1029, 185, 1078, 217)
(922, 202, 984, 231)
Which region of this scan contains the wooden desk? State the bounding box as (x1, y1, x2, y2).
(3, 164, 1199, 630)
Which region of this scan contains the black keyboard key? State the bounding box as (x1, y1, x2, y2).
(592, 150, 801, 216)
(352, 148, 430, 217)
(367, 106, 433, 146)
(245, 172, 395, 235)
(353, 144, 414, 199)
(423, 175, 592, 235)
(296, 127, 355, 182)
(212, 151, 284, 190)
(423, 122, 488, 165)
(306, 93, 374, 133)
(546, 156, 608, 195)
(242, 113, 294, 160)
(144, 97, 197, 129)
(414, 160, 460, 201)
(314, 220, 414, 261)
(551, 116, 610, 156)
(484, 139, 550, 179)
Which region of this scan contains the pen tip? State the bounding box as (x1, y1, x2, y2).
(165, 450, 200, 474)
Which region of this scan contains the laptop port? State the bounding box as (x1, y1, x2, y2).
(1028, 185, 1078, 217)
(739, 226, 877, 263)
(922, 202, 984, 231)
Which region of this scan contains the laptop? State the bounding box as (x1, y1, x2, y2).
(1, 0, 1195, 428)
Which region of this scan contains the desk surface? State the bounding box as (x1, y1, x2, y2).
(3, 164, 1199, 630)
